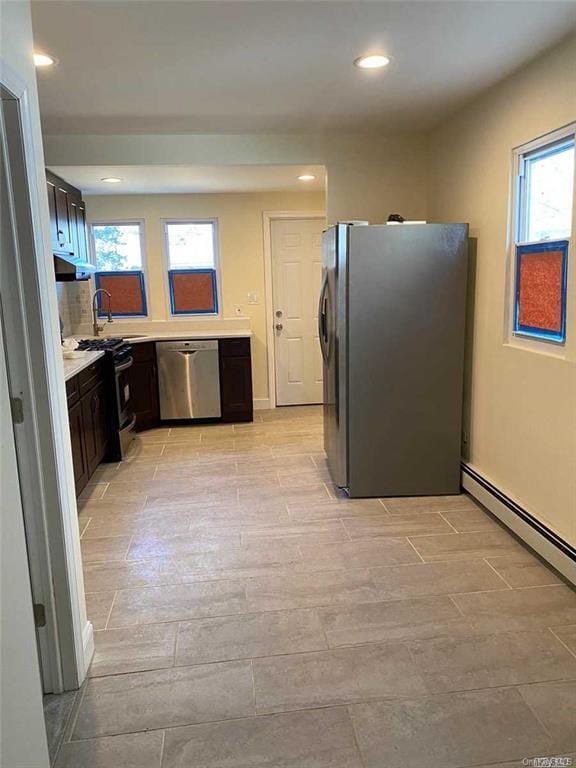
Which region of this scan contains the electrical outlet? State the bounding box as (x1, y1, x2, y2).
(234, 305, 243, 316)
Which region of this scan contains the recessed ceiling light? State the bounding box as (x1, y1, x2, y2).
(298, 174, 316, 181)
(354, 54, 391, 70)
(33, 52, 56, 67)
(101, 177, 123, 183)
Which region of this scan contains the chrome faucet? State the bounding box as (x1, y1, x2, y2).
(92, 289, 113, 337)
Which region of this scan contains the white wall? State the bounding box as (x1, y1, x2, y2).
(0, 4, 50, 764)
(43, 132, 429, 225)
(83, 190, 325, 403)
(428, 33, 576, 548)
(1, 0, 92, 708)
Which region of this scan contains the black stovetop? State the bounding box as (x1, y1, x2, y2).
(76, 338, 126, 351)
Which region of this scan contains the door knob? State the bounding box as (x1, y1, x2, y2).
(275, 323, 283, 331)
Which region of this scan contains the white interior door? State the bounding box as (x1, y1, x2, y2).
(272, 217, 325, 406)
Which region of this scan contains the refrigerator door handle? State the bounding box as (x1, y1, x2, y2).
(318, 271, 330, 363)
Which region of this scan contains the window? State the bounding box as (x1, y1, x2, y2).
(512, 128, 574, 344)
(163, 220, 219, 315)
(91, 222, 148, 317)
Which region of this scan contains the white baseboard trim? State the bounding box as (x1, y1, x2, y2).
(80, 620, 95, 682)
(462, 464, 575, 586)
(253, 398, 271, 410)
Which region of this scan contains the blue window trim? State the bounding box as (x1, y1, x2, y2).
(513, 240, 569, 344)
(95, 270, 148, 317)
(168, 268, 218, 315)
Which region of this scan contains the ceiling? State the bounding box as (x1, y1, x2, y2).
(32, 1, 576, 135)
(48, 164, 326, 194)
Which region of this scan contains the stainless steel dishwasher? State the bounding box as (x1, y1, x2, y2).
(156, 340, 221, 420)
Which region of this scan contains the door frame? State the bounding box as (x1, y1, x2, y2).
(262, 210, 326, 409)
(1, 60, 92, 693)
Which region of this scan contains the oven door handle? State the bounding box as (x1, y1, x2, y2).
(115, 356, 134, 373)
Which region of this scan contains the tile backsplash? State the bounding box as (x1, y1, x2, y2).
(57, 281, 92, 337)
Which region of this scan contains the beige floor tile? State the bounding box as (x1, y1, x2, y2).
(288, 498, 385, 520)
(381, 494, 480, 515)
(55, 732, 164, 768)
(298, 538, 421, 571)
(82, 512, 192, 539)
(77, 499, 146, 516)
(409, 529, 524, 561)
(253, 642, 427, 713)
(440, 507, 501, 532)
(176, 608, 327, 665)
(73, 661, 254, 739)
(410, 630, 576, 692)
(343, 512, 453, 539)
(79, 483, 108, 501)
(369, 560, 508, 599)
(161, 707, 363, 768)
(127, 531, 241, 560)
(518, 680, 576, 751)
(552, 624, 576, 655)
(240, 520, 348, 546)
(107, 580, 247, 627)
(85, 592, 115, 630)
(81, 535, 132, 563)
(90, 623, 177, 677)
(349, 687, 554, 768)
(44, 691, 77, 764)
(486, 552, 563, 587)
(84, 557, 209, 592)
(245, 569, 379, 612)
(452, 585, 576, 632)
(319, 595, 469, 647)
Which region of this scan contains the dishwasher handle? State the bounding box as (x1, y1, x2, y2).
(157, 339, 219, 354)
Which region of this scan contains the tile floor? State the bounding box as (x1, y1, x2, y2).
(47, 406, 576, 768)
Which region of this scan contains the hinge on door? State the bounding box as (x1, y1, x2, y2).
(33, 603, 46, 628)
(10, 396, 24, 424)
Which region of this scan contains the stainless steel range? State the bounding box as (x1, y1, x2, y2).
(76, 338, 136, 459)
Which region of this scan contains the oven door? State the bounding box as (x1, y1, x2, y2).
(114, 356, 133, 428)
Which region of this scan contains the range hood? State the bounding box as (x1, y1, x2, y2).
(54, 254, 96, 282)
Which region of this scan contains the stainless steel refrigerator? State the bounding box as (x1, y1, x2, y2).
(319, 223, 469, 498)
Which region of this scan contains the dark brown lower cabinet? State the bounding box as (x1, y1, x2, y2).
(68, 398, 89, 493)
(128, 342, 160, 431)
(219, 338, 253, 423)
(66, 363, 109, 496)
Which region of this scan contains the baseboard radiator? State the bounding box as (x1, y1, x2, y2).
(461, 464, 576, 587)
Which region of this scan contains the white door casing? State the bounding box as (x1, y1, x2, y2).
(271, 217, 326, 406)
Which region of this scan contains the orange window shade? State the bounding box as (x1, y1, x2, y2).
(518, 249, 563, 333)
(97, 273, 146, 316)
(171, 271, 216, 313)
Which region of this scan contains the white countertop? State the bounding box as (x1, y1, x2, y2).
(62, 351, 105, 381)
(122, 329, 252, 343)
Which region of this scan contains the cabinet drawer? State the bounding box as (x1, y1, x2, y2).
(219, 337, 251, 358)
(79, 359, 105, 396)
(66, 375, 80, 408)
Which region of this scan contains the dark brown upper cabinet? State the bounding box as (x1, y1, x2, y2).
(46, 170, 87, 258)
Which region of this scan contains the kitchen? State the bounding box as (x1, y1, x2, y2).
(2, 2, 576, 768)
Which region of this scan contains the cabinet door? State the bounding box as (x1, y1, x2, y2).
(68, 399, 89, 495)
(82, 382, 108, 476)
(54, 184, 74, 253)
(220, 355, 253, 422)
(129, 357, 160, 431)
(75, 202, 89, 263)
(46, 180, 60, 253)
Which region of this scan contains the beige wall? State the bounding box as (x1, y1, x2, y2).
(85, 190, 325, 403)
(44, 132, 429, 226)
(428, 34, 576, 547)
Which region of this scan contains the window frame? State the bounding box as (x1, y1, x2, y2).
(161, 218, 222, 318)
(507, 123, 575, 350)
(89, 219, 150, 319)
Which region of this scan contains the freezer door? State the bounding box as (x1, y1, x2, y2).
(347, 223, 469, 497)
(321, 225, 348, 488)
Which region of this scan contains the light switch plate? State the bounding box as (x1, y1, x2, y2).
(247, 292, 258, 305)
